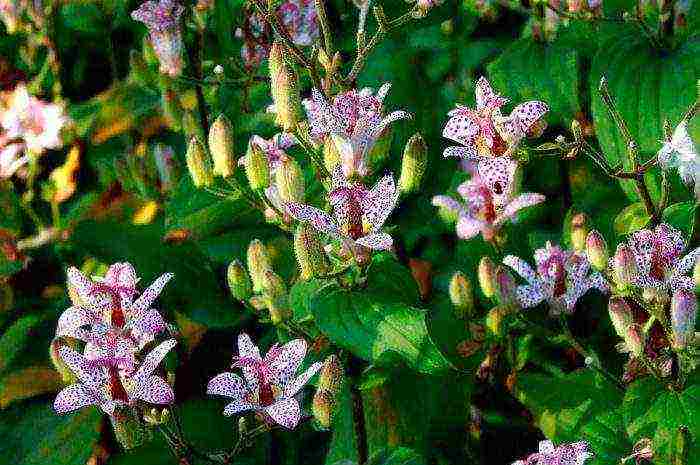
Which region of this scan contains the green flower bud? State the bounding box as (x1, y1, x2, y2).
(478, 257, 497, 299)
(227, 259, 252, 301)
(294, 223, 330, 280)
(269, 42, 301, 132)
(449, 271, 474, 319)
(312, 388, 336, 428)
(613, 244, 637, 290)
(608, 297, 633, 340)
(495, 266, 517, 309)
(586, 230, 608, 272)
(275, 156, 305, 203)
(486, 306, 507, 337)
(570, 213, 588, 252)
(262, 270, 290, 324)
(318, 354, 344, 392)
(398, 133, 428, 195)
(625, 324, 645, 357)
(247, 239, 272, 294)
(185, 137, 213, 188)
(111, 405, 148, 450)
(244, 141, 270, 191)
(323, 137, 341, 172)
(208, 114, 235, 178)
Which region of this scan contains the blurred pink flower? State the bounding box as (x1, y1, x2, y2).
(504, 242, 609, 314)
(54, 339, 176, 415)
(207, 333, 322, 429)
(432, 157, 544, 242)
(286, 167, 399, 252)
(131, 0, 185, 76)
(512, 440, 593, 465)
(303, 83, 411, 178)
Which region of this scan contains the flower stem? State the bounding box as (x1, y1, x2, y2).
(348, 356, 368, 465)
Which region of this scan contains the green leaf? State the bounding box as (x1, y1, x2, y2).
(487, 38, 580, 127)
(622, 378, 700, 464)
(662, 201, 696, 237)
(0, 182, 22, 233)
(0, 314, 42, 375)
(59, 3, 106, 34)
(367, 448, 426, 465)
(0, 401, 102, 465)
(614, 202, 651, 235)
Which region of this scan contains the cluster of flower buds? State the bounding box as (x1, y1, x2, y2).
(207, 333, 322, 429)
(235, 0, 319, 68)
(503, 241, 609, 314)
(303, 83, 411, 179)
(511, 440, 593, 465)
(286, 166, 400, 265)
(1, 84, 68, 178)
(51, 263, 176, 449)
(312, 354, 344, 428)
(131, 0, 185, 77)
(184, 113, 238, 187)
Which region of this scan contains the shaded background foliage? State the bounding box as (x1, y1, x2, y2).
(0, 0, 698, 464)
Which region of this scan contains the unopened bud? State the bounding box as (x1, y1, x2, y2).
(269, 42, 301, 132)
(570, 213, 588, 252)
(111, 405, 147, 450)
(495, 266, 517, 309)
(449, 271, 474, 319)
(312, 389, 336, 428)
(262, 271, 289, 324)
(398, 133, 428, 194)
(244, 141, 270, 190)
(486, 306, 508, 337)
(586, 230, 608, 271)
(50, 339, 76, 383)
(294, 223, 330, 280)
(275, 156, 305, 203)
(318, 355, 343, 392)
(671, 290, 697, 349)
(612, 244, 637, 289)
(208, 114, 235, 177)
(693, 259, 700, 292)
(571, 119, 583, 141)
(625, 324, 645, 357)
(608, 297, 633, 340)
(478, 257, 497, 298)
(227, 260, 252, 301)
(247, 239, 272, 294)
(185, 137, 213, 188)
(323, 138, 341, 172)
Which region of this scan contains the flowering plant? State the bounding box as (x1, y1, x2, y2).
(0, 1, 699, 465)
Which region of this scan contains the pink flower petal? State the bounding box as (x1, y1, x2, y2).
(54, 384, 98, 414)
(265, 398, 301, 429)
(266, 339, 307, 386)
(132, 375, 174, 404)
(132, 338, 176, 381)
(129, 272, 174, 317)
(283, 361, 323, 398)
(443, 112, 479, 146)
(287, 202, 341, 238)
(503, 255, 539, 285)
(475, 76, 509, 110)
(58, 346, 103, 386)
(56, 306, 99, 340)
(443, 145, 478, 159)
(361, 174, 399, 232)
(223, 399, 256, 416)
(207, 372, 248, 399)
(509, 101, 549, 133)
(355, 232, 393, 250)
(500, 193, 546, 222)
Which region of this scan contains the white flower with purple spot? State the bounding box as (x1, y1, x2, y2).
(512, 440, 593, 465)
(207, 333, 322, 429)
(131, 0, 185, 76)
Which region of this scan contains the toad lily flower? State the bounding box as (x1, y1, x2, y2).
(286, 167, 399, 254)
(131, 0, 185, 77)
(207, 333, 322, 429)
(443, 76, 548, 160)
(617, 223, 700, 294)
(57, 264, 173, 350)
(303, 83, 411, 178)
(512, 440, 593, 465)
(239, 133, 298, 173)
(504, 242, 609, 314)
(657, 121, 699, 201)
(54, 339, 176, 416)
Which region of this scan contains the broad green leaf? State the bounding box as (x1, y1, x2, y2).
(662, 201, 696, 237)
(487, 38, 580, 127)
(59, 3, 106, 35)
(0, 314, 41, 375)
(622, 377, 700, 465)
(614, 202, 651, 235)
(0, 366, 61, 408)
(0, 401, 102, 465)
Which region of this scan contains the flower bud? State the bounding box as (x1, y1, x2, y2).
(247, 239, 272, 294)
(671, 290, 697, 349)
(449, 271, 474, 319)
(478, 257, 497, 299)
(185, 137, 213, 188)
(693, 259, 700, 293)
(294, 223, 330, 280)
(571, 119, 583, 141)
(495, 266, 517, 309)
(608, 297, 633, 340)
(312, 389, 336, 428)
(317, 355, 344, 392)
(323, 137, 341, 172)
(269, 42, 301, 132)
(612, 244, 637, 289)
(398, 133, 428, 195)
(275, 156, 305, 203)
(486, 306, 507, 337)
(111, 404, 147, 450)
(244, 141, 270, 190)
(625, 324, 645, 357)
(586, 230, 608, 271)
(570, 213, 588, 252)
(227, 260, 252, 302)
(262, 270, 290, 324)
(208, 114, 235, 177)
